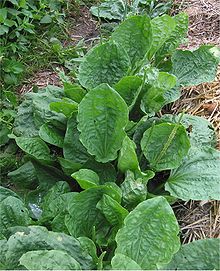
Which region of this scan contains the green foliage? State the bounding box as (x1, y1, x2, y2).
(1, 11, 220, 270)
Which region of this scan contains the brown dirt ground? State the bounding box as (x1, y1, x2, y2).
(171, 0, 220, 244)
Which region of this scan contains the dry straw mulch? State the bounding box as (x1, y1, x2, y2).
(171, 0, 220, 244)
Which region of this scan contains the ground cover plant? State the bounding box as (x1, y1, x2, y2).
(0, 11, 220, 270)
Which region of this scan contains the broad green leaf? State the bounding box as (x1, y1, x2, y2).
(114, 76, 142, 108)
(148, 14, 176, 59)
(83, 159, 117, 183)
(0, 8, 7, 23)
(39, 123, 64, 148)
(97, 194, 128, 226)
(172, 45, 220, 86)
(64, 82, 86, 103)
(63, 114, 90, 164)
(141, 72, 177, 114)
(118, 136, 139, 173)
(66, 185, 121, 239)
(77, 84, 128, 163)
(78, 41, 130, 89)
(115, 197, 180, 269)
(156, 12, 189, 61)
(8, 161, 38, 189)
(161, 114, 217, 148)
(50, 101, 78, 117)
(0, 186, 20, 201)
(78, 237, 98, 263)
(20, 250, 81, 270)
(111, 253, 142, 270)
(13, 96, 39, 137)
(5, 226, 94, 269)
(0, 196, 30, 237)
(72, 169, 100, 189)
(166, 147, 220, 200)
(58, 157, 82, 175)
(40, 181, 71, 222)
(141, 123, 190, 171)
(141, 86, 165, 114)
(112, 15, 152, 66)
(0, 123, 10, 146)
(90, 0, 126, 21)
(164, 239, 220, 270)
(15, 136, 53, 163)
(30, 89, 66, 130)
(121, 170, 147, 209)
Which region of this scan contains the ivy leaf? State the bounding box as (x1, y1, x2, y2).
(163, 239, 220, 270)
(172, 45, 220, 86)
(77, 84, 128, 163)
(78, 41, 130, 89)
(112, 15, 152, 66)
(115, 197, 180, 269)
(141, 123, 190, 171)
(166, 147, 220, 200)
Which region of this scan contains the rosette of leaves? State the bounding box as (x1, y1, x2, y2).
(3, 13, 220, 270)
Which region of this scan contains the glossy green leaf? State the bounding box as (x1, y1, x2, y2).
(50, 101, 78, 117)
(20, 250, 81, 270)
(13, 96, 39, 137)
(111, 253, 142, 270)
(118, 136, 139, 173)
(77, 84, 128, 163)
(8, 161, 38, 189)
(78, 41, 130, 89)
(5, 226, 94, 269)
(0, 186, 20, 201)
(72, 169, 100, 189)
(161, 114, 217, 148)
(148, 14, 175, 59)
(78, 237, 98, 264)
(64, 82, 86, 103)
(115, 197, 180, 269)
(0, 196, 30, 236)
(141, 123, 190, 171)
(97, 194, 128, 226)
(112, 15, 151, 66)
(63, 114, 90, 164)
(156, 12, 189, 61)
(66, 185, 121, 239)
(141, 72, 177, 114)
(39, 123, 64, 148)
(0, 8, 7, 23)
(15, 136, 53, 163)
(164, 239, 220, 270)
(58, 157, 82, 175)
(172, 45, 220, 86)
(114, 76, 142, 108)
(166, 147, 220, 200)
